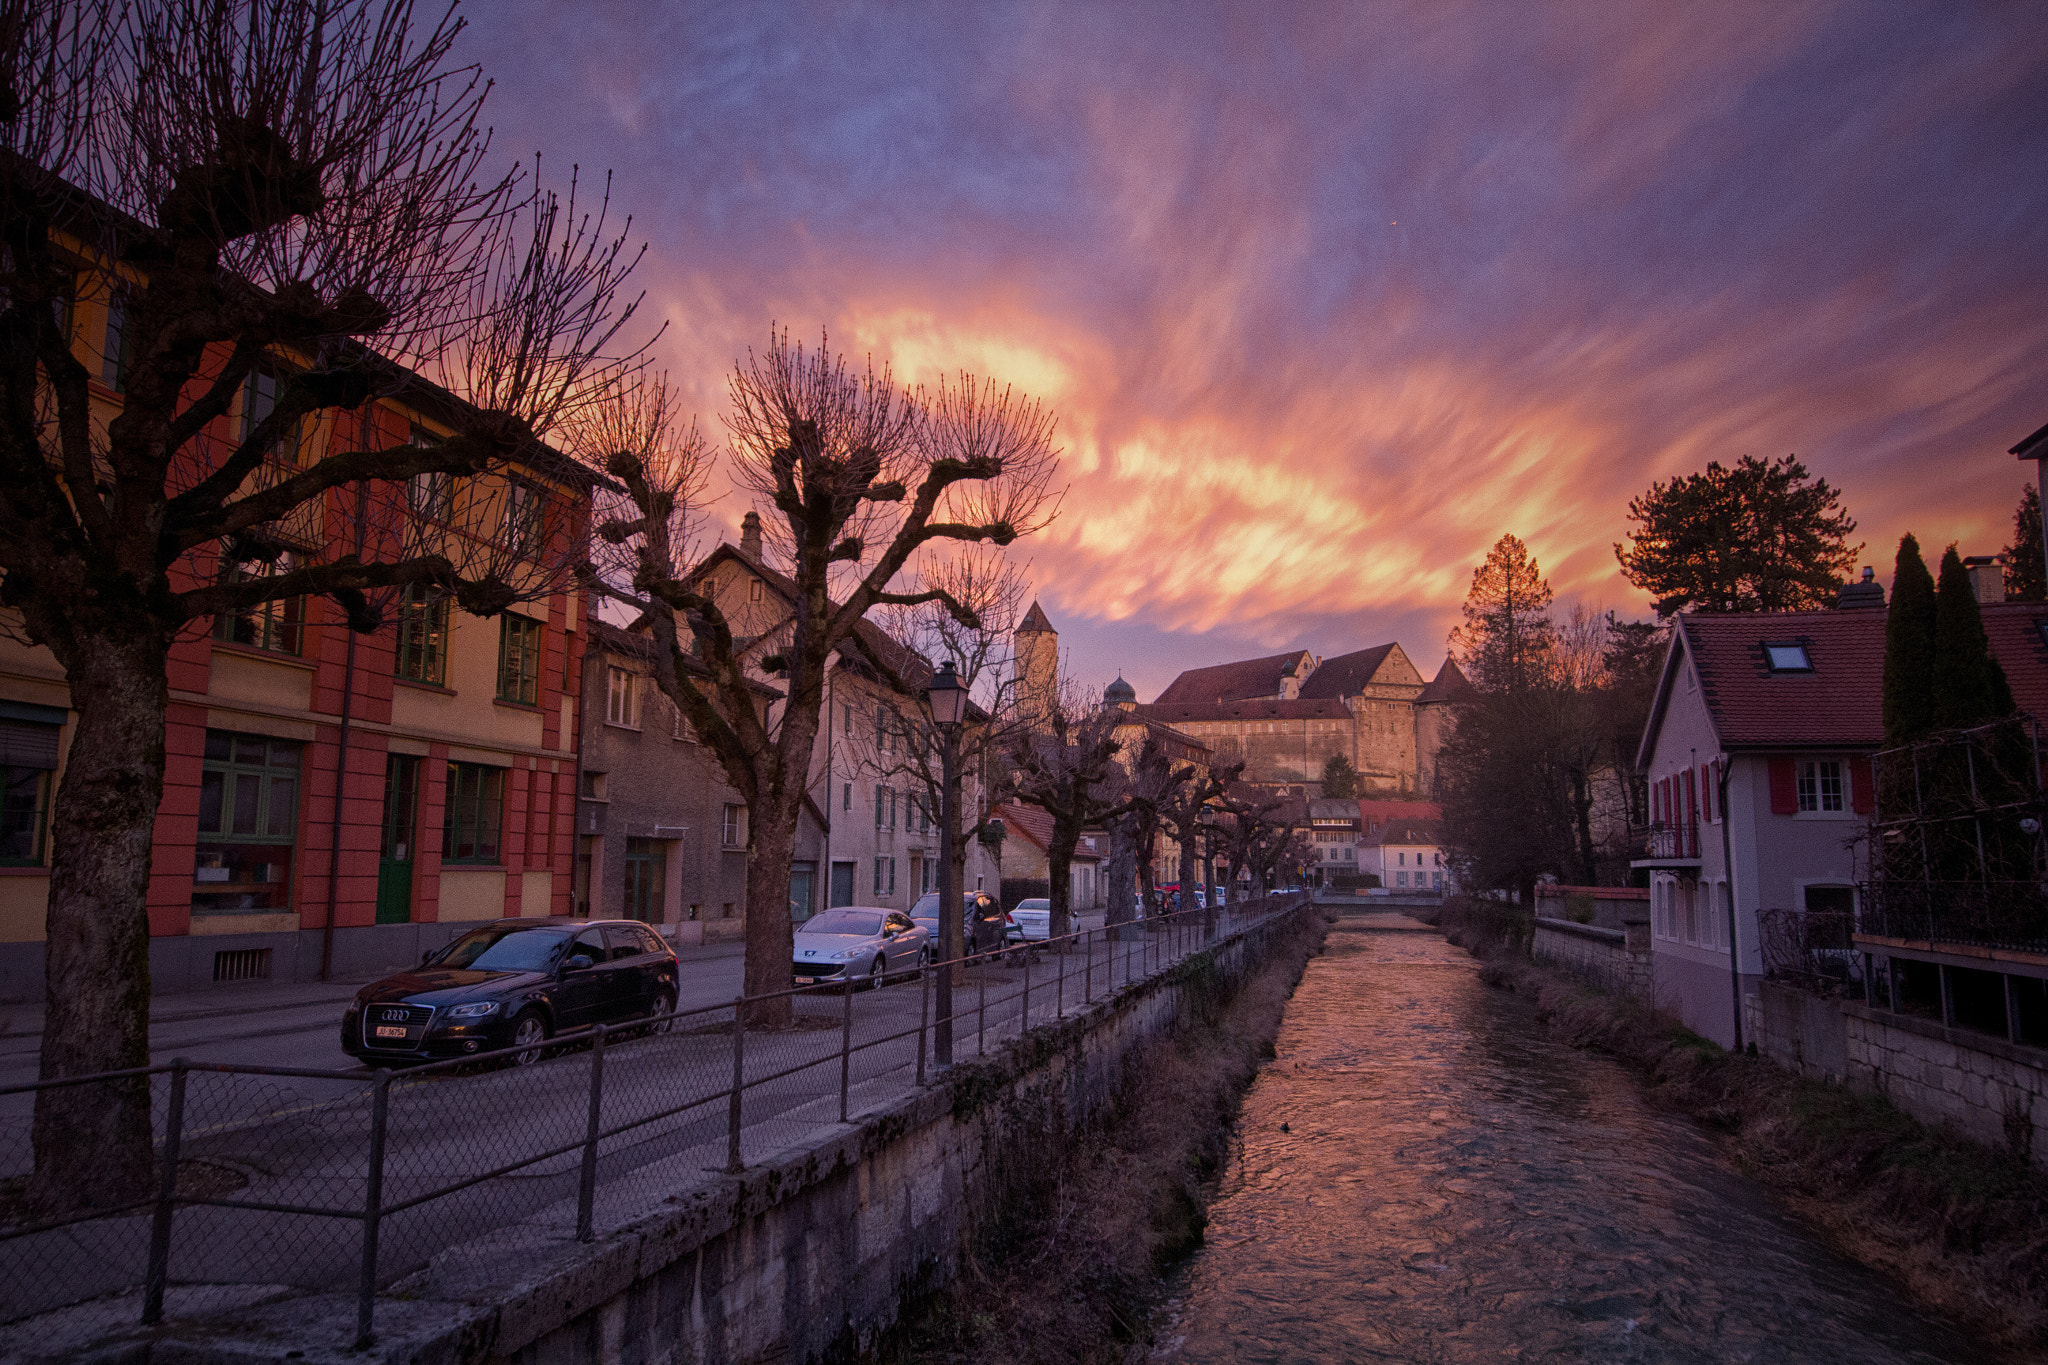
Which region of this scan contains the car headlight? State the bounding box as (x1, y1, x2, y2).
(446, 1001, 498, 1018)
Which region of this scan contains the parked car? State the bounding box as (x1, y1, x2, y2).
(1005, 897, 1054, 942)
(341, 918, 679, 1067)
(909, 891, 977, 951)
(791, 906, 929, 986)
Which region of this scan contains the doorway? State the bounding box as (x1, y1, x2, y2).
(376, 753, 419, 925)
(829, 860, 855, 908)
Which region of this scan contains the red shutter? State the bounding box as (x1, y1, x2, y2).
(1699, 763, 1713, 823)
(1768, 756, 1796, 814)
(1849, 756, 1875, 815)
(1684, 770, 1699, 854)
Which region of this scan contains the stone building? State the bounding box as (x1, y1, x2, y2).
(1126, 642, 1469, 794)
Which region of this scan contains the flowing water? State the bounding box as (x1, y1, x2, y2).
(1154, 921, 1981, 1365)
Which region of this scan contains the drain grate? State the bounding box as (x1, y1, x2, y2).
(212, 947, 272, 983)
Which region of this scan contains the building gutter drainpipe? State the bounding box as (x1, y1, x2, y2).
(571, 602, 589, 917)
(318, 474, 371, 982)
(1718, 755, 1744, 1053)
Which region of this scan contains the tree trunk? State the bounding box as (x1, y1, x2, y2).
(30, 627, 172, 1212)
(1106, 814, 1137, 928)
(1571, 768, 1597, 884)
(1046, 837, 1074, 940)
(741, 792, 799, 1027)
(1177, 836, 1201, 940)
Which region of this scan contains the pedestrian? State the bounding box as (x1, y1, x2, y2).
(971, 891, 1004, 957)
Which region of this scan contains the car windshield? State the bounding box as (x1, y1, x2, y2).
(803, 910, 882, 936)
(909, 893, 939, 918)
(436, 925, 571, 971)
(1018, 899, 1049, 911)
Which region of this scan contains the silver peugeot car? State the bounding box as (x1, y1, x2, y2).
(790, 906, 930, 986)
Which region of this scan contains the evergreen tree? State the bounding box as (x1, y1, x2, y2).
(1448, 533, 1556, 694)
(1615, 455, 1860, 616)
(1933, 546, 2003, 730)
(1883, 535, 1938, 745)
(1319, 753, 1361, 799)
(2002, 484, 2045, 602)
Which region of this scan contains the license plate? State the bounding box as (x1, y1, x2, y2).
(374, 1025, 409, 1039)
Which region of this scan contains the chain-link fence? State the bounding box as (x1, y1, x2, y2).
(0, 896, 1305, 1347)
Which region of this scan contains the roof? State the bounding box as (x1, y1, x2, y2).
(1636, 601, 2048, 767)
(689, 543, 928, 691)
(586, 620, 782, 698)
(992, 801, 1106, 862)
(1297, 645, 1397, 699)
(1416, 657, 1473, 704)
(1358, 799, 1444, 828)
(1018, 600, 1056, 635)
(2011, 420, 2048, 459)
(1307, 797, 1360, 822)
(1154, 651, 1314, 705)
(1111, 712, 1213, 760)
(1133, 698, 1350, 724)
(1363, 818, 1442, 847)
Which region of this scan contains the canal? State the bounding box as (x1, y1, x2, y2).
(1153, 918, 1981, 1364)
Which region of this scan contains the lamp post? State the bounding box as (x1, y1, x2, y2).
(926, 660, 969, 1067)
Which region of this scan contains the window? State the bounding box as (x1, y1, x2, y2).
(498, 614, 542, 705)
(842, 782, 852, 811)
(1797, 760, 1844, 813)
(606, 667, 640, 728)
(194, 732, 302, 912)
(622, 837, 664, 922)
(1764, 642, 1812, 673)
(211, 551, 304, 655)
(393, 585, 449, 684)
(873, 856, 896, 896)
(102, 290, 132, 392)
(748, 578, 763, 602)
(874, 784, 887, 829)
(443, 762, 505, 863)
(0, 766, 51, 866)
(722, 803, 746, 848)
(876, 706, 890, 753)
(408, 425, 453, 521)
(580, 771, 605, 799)
(240, 365, 301, 464)
(503, 480, 544, 555)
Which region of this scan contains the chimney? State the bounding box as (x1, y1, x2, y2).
(1835, 565, 1885, 610)
(1962, 555, 2005, 606)
(739, 511, 762, 563)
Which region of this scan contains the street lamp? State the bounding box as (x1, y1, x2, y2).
(926, 660, 968, 1067)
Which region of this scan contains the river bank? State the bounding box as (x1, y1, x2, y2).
(876, 907, 1328, 1365)
(1438, 900, 2048, 1360)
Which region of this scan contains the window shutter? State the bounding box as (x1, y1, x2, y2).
(1698, 763, 1712, 823)
(1848, 756, 1875, 815)
(0, 720, 61, 770)
(1768, 757, 1796, 814)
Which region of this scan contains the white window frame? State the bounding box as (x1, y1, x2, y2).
(721, 804, 746, 849)
(1796, 758, 1847, 816)
(606, 667, 640, 729)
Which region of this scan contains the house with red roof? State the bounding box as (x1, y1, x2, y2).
(1633, 579, 2048, 1048)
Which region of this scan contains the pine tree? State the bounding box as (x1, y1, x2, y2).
(2002, 485, 2045, 602)
(1883, 534, 1937, 745)
(1449, 534, 1556, 694)
(1933, 546, 2002, 730)
(1320, 753, 1360, 799)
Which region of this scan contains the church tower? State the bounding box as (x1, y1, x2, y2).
(1015, 600, 1059, 722)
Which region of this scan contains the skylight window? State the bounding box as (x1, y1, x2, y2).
(1764, 642, 1812, 673)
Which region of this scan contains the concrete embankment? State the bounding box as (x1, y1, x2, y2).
(43, 900, 1318, 1365)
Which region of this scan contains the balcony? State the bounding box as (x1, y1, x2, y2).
(1630, 820, 1703, 869)
(1855, 880, 2048, 956)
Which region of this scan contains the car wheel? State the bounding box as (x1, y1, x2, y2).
(507, 1009, 551, 1067)
(866, 956, 887, 990)
(644, 988, 676, 1035)
(921, 944, 936, 970)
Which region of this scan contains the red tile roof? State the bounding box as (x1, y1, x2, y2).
(1357, 799, 1443, 828)
(1297, 645, 1397, 699)
(1979, 602, 2048, 717)
(1154, 651, 1315, 704)
(992, 801, 1106, 862)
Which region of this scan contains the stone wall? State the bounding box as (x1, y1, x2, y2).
(1844, 1003, 2046, 1168)
(1743, 980, 1850, 1083)
(1533, 916, 1653, 1002)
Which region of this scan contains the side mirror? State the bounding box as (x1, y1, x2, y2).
(563, 954, 595, 973)
(418, 950, 433, 967)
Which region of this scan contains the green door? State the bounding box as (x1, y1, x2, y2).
(376, 754, 419, 925)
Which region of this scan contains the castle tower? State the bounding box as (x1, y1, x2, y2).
(1015, 600, 1058, 723)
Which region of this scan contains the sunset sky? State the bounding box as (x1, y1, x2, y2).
(457, 2, 2048, 698)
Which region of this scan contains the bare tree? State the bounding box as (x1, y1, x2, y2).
(1214, 782, 1293, 902)
(2, 0, 649, 1209)
(845, 545, 1033, 976)
(1006, 678, 1141, 939)
(1155, 759, 1235, 931)
(595, 351, 1060, 1023)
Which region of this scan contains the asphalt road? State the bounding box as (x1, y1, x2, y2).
(0, 909, 1270, 1327)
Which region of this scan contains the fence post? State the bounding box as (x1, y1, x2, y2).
(141, 1060, 188, 1326)
(577, 1023, 607, 1242)
(978, 971, 987, 1056)
(1021, 941, 1031, 1036)
(839, 977, 854, 1121)
(916, 962, 930, 1085)
(1084, 927, 1093, 1004)
(726, 996, 745, 1174)
(1056, 932, 1065, 1017)
(355, 1069, 391, 1350)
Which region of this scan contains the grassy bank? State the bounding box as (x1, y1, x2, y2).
(879, 907, 1328, 1365)
(1436, 899, 2048, 1359)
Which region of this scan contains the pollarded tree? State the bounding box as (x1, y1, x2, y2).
(1006, 677, 1142, 938)
(1448, 533, 1555, 695)
(592, 353, 1060, 1022)
(1615, 454, 1860, 616)
(1, 0, 648, 1210)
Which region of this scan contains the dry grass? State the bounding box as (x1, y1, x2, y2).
(1478, 953, 2048, 1360)
(881, 912, 1326, 1365)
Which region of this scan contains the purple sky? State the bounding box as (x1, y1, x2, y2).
(457, 2, 2048, 697)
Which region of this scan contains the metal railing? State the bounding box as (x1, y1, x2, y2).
(1757, 906, 1863, 995)
(1641, 820, 1701, 859)
(1855, 879, 2048, 955)
(0, 895, 1307, 1347)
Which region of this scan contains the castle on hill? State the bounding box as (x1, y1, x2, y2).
(1015, 604, 1470, 796)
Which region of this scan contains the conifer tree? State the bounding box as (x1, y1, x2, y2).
(2002, 484, 2044, 602)
(1448, 533, 1555, 694)
(1319, 753, 1360, 799)
(1933, 546, 2003, 730)
(1882, 534, 1937, 745)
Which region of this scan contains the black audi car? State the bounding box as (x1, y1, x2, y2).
(341, 918, 680, 1066)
